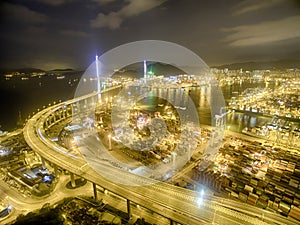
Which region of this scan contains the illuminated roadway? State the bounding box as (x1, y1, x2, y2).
(23, 91, 298, 225)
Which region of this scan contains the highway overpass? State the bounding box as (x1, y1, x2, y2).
(23, 87, 298, 225)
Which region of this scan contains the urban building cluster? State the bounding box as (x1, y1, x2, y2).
(60, 198, 123, 225)
(228, 82, 300, 120)
(0, 133, 56, 197)
(1, 67, 300, 224)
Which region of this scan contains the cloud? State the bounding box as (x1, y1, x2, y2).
(222, 15, 300, 47)
(92, 0, 115, 5)
(1, 2, 48, 24)
(233, 0, 283, 15)
(91, 12, 122, 30)
(34, 0, 69, 6)
(60, 30, 90, 37)
(90, 0, 166, 29)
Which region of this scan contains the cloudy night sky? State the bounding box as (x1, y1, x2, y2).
(0, 0, 299, 70)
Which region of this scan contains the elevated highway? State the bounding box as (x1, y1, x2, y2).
(23, 88, 298, 225)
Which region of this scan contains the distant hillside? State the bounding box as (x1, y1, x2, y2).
(0, 67, 45, 74)
(151, 62, 186, 76)
(3, 59, 299, 76)
(49, 68, 74, 72)
(213, 59, 300, 70)
(112, 62, 185, 78)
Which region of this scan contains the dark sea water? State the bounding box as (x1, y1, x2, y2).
(0, 74, 80, 131)
(0, 75, 275, 133)
(140, 80, 278, 133)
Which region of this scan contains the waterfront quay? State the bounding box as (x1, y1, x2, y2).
(227, 76, 300, 120)
(1, 73, 300, 224)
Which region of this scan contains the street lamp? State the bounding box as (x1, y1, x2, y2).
(227, 125, 231, 135)
(187, 144, 191, 161)
(196, 189, 205, 206)
(108, 134, 112, 150)
(171, 152, 177, 171)
(105, 97, 109, 110)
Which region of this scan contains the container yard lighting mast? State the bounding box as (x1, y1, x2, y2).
(96, 54, 101, 101)
(144, 60, 147, 83)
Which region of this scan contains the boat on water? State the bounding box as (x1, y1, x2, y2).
(0, 125, 8, 137)
(0, 130, 8, 137)
(56, 75, 65, 80)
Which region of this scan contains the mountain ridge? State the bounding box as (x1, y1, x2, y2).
(212, 59, 300, 70)
(1, 59, 299, 74)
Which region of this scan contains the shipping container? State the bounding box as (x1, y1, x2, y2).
(279, 201, 291, 214)
(289, 205, 300, 221)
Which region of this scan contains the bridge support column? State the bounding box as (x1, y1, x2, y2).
(53, 114, 56, 123)
(93, 183, 97, 201)
(126, 199, 131, 218)
(70, 104, 74, 116)
(41, 157, 46, 170)
(60, 109, 64, 119)
(76, 102, 80, 113)
(70, 173, 76, 188)
(53, 164, 58, 175)
(67, 107, 72, 117)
